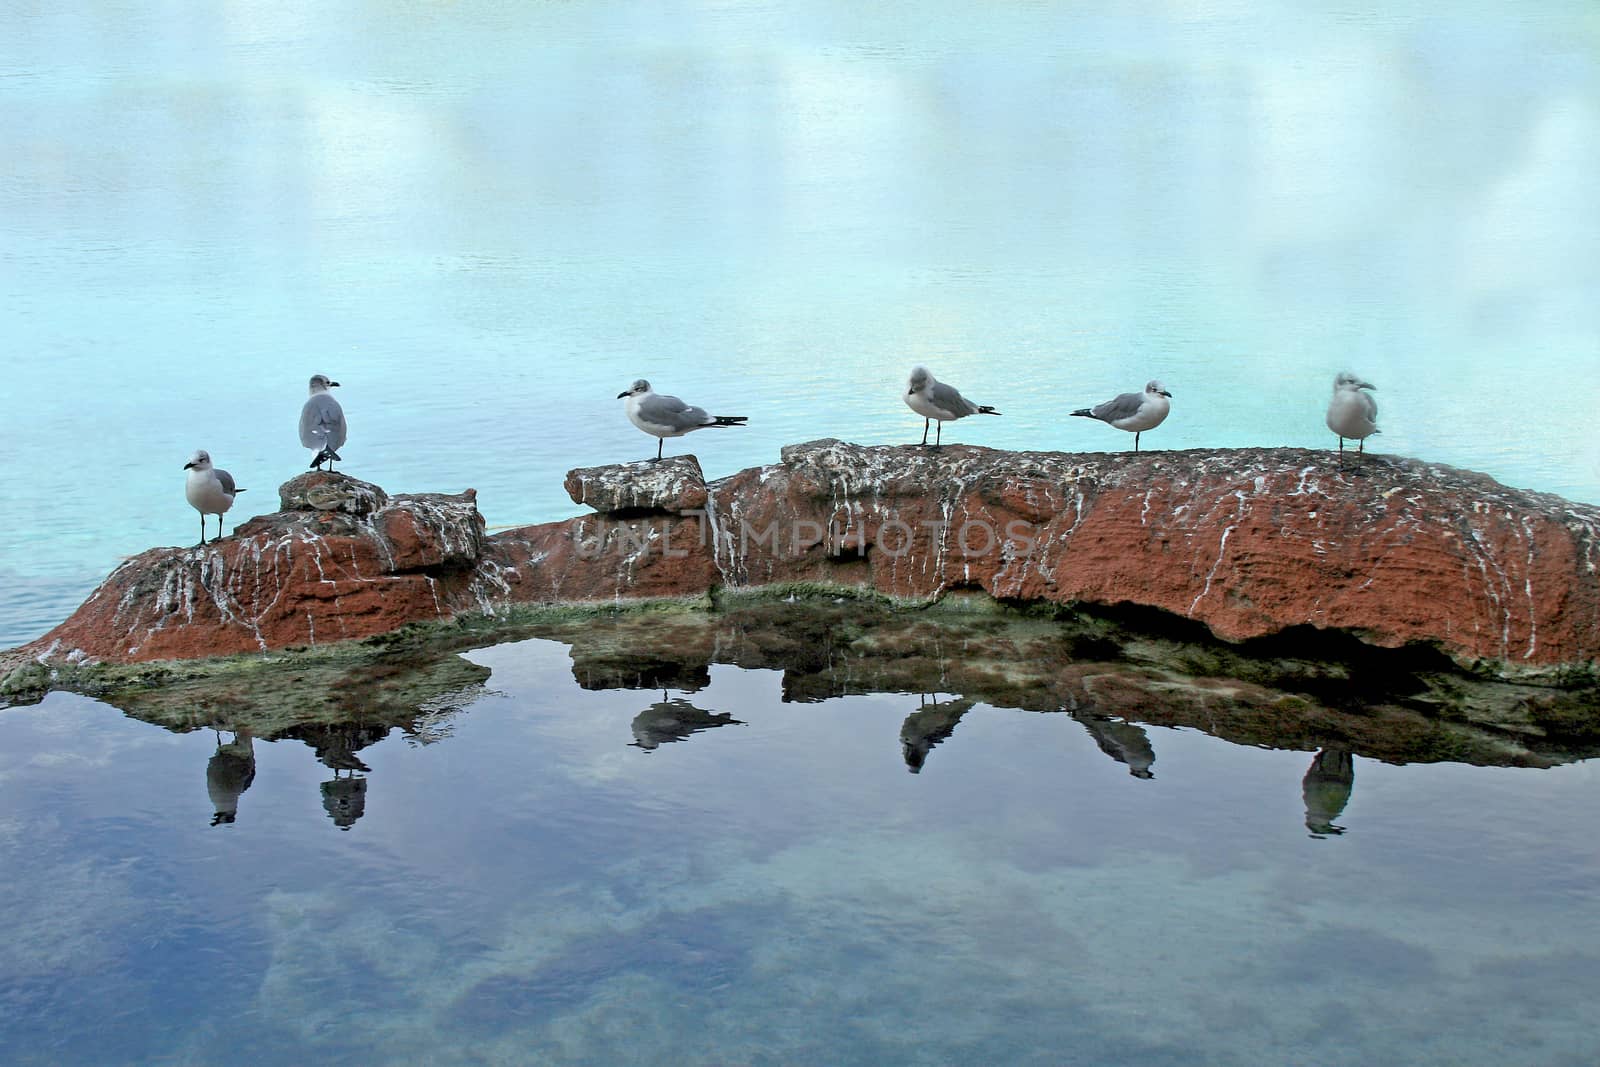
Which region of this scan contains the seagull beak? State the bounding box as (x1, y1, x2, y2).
(1360, 382, 1376, 390)
(1161, 390, 1173, 398)
(617, 390, 630, 399)
(183, 462, 195, 470)
(329, 380, 341, 387)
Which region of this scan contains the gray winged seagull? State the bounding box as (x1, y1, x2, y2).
(903, 365, 1001, 447)
(183, 449, 245, 546)
(300, 374, 347, 471)
(1325, 371, 1378, 462)
(1070, 380, 1173, 452)
(617, 379, 748, 461)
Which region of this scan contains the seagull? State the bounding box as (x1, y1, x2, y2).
(1326, 371, 1378, 461)
(300, 374, 347, 471)
(617, 379, 748, 461)
(183, 449, 245, 547)
(1070, 380, 1172, 452)
(904, 365, 1001, 447)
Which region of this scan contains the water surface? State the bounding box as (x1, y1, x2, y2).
(2, 625, 1597, 1064)
(4, 1, 1600, 645)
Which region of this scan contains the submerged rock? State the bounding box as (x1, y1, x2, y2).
(6, 442, 1600, 676)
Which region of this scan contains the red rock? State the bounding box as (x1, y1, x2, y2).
(17, 474, 483, 664)
(11, 442, 1600, 673)
(564, 455, 709, 514)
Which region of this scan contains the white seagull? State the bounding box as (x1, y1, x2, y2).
(300, 374, 347, 471)
(904, 365, 1001, 447)
(1070, 380, 1173, 452)
(617, 379, 748, 461)
(183, 449, 245, 547)
(1325, 371, 1378, 461)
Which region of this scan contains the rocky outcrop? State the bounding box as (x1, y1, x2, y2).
(16, 472, 484, 664)
(8, 443, 1600, 674)
(473, 440, 1600, 673)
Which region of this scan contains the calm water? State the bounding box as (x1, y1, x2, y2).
(4, 2, 1600, 646)
(2, 634, 1597, 1065)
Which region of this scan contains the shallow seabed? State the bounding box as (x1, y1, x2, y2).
(2, 630, 1596, 1066)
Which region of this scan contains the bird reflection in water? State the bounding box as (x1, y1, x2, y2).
(287, 722, 387, 831)
(1303, 748, 1355, 838)
(900, 694, 975, 773)
(322, 773, 368, 830)
(206, 730, 256, 826)
(630, 691, 745, 751)
(1075, 714, 1157, 780)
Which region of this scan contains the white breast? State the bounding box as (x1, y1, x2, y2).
(1326, 391, 1377, 438)
(1112, 394, 1170, 433)
(625, 394, 676, 438)
(905, 388, 955, 421)
(186, 470, 235, 516)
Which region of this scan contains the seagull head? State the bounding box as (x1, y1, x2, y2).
(308, 374, 340, 393)
(1145, 380, 1172, 398)
(907, 366, 931, 395)
(1334, 371, 1375, 392)
(184, 449, 212, 471)
(617, 379, 651, 399)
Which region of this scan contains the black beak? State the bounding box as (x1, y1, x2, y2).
(1161, 390, 1173, 398)
(617, 391, 630, 399)
(183, 462, 195, 470)
(329, 380, 341, 387)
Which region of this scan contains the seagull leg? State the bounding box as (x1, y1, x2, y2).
(921, 419, 929, 446)
(655, 438, 664, 462)
(935, 421, 943, 448)
(197, 514, 206, 548)
(1134, 432, 1141, 453)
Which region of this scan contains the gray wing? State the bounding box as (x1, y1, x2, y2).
(1091, 391, 1144, 423)
(928, 380, 979, 417)
(1361, 391, 1378, 422)
(299, 394, 347, 450)
(215, 469, 237, 495)
(638, 393, 713, 432)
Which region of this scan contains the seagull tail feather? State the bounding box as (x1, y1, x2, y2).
(976, 406, 1001, 416)
(710, 416, 748, 426)
(1069, 408, 1094, 418)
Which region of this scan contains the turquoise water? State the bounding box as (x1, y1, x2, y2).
(4, 2, 1600, 646)
(2, 636, 1597, 1064)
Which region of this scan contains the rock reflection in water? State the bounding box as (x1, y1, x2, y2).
(900, 695, 974, 773)
(1303, 748, 1356, 838)
(55, 600, 1599, 843)
(205, 730, 256, 826)
(630, 691, 744, 751)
